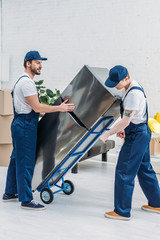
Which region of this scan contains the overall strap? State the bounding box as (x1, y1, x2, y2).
(11, 75, 30, 116)
(121, 86, 148, 122)
(123, 86, 146, 102)
(11, 75, 30, 96)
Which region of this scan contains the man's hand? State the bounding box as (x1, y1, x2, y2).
(116, 131, 125, 139)
(26, 95, 75, 114)
(100, 131, 110, 143)
(59, 99, 75, 112)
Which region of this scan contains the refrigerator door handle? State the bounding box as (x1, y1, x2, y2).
(69, 112, 89, 130)
(60, 97, 89, 130)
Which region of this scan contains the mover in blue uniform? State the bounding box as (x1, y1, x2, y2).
(100, 65, 160, 220)
(2, 51, 75, 210)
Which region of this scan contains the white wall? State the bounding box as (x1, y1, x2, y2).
(0, 0, 160, 116)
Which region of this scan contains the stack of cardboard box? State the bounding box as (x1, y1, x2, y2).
(150, 133, 160, 155)
(0, 90, 13, 166)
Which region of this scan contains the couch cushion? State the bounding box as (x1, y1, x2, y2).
(81, 139, 115, 160)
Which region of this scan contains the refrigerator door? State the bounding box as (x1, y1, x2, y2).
(32, 65, 122, 190)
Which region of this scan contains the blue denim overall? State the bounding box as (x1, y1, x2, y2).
(5, 75, 39, 202)
(114, 86, 160, 217)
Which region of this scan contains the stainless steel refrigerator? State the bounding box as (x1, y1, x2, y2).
(32, 65, 122, 191)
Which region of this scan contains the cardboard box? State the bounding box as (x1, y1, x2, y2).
(0, 144, 12, 167)
(0, 115, 13, 144)
(150, 133, 160, 155)
(151, 158, 160, 174)
(0, 89, 13, 115)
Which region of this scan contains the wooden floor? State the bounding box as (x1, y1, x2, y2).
(0, 153, 160, 240)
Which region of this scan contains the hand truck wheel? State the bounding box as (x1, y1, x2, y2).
(61, 180, 74, 195)
(40, 188, 54, 204)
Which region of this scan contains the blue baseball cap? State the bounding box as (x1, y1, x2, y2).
(105, 65, 128, 88)
(24, 51, 47, 62)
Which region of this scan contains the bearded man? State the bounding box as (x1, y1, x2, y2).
(2, 51, 75, 210)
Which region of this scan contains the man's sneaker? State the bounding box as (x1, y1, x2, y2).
(141, 205, 160, 214)
(104, 211, 131, 221)
(2, 193, 18, 202)
(21, 200, 46, 210)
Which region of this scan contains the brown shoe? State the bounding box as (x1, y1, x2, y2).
(104, 211, 131, 221)
(141, 205, 160, 214)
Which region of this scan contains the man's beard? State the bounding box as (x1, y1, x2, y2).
(31, 67, 41, 75)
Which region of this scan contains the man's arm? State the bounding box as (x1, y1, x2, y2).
(100, 109, 136, 142)
(25, 95, 75, 114)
